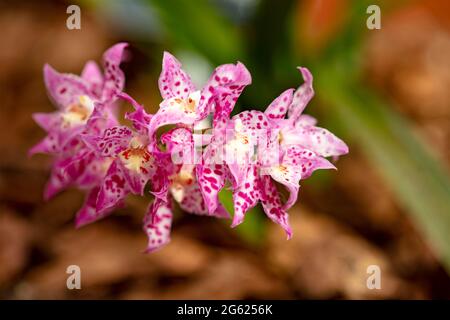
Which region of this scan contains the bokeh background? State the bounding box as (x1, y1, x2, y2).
(0, 0, 449, 299)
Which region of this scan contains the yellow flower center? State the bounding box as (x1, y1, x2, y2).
(169, 166, 195, 202)
(119, 147, 152, 173)
(62, 95, 94, 127)
(167, 91, 200, 114)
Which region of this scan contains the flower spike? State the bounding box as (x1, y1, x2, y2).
(31, 45, 348, 251)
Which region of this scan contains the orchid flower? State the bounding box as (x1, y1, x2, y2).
(161, 127, 229, 217)
(134, 52, 251, 251)
(147, 52, 251, 139)
(30, 43, 128, 200)
(197, 67, 348, 238)
(267, 68, 349, 160)
(77, 93, 168, 227)
(151, 51, 252, 219)
(141, 126, 229, 252)
(262, 67, 349, 210)
(30, 43, 127, 156)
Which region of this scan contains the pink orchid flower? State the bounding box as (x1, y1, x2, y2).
(30, 43, 128, 201)
(125, 52, 251, 251)
(147, 52, 251, 139)
(77, 93, 168, 227)
(161, 127, 229, 216)
(147, 52, 251, 218)
(261, 67, 349, 211)
(142, 126, 230, 252)
(197, 67, 348, 238)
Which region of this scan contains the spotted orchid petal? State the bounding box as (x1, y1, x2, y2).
(143, 198, 173, 252)
(226, 111, 268, 186)
(287, 146, 336, 180)
(161, 127, 195, 164)
(264, 161, 302, 213)
(149, 156, 171, 201)
(60, 149, 111, 189)
(231, 165, 260, 227)
(28, 133, 60, 156)
(281, 146, 335, 211)
(197, 118, 228, 214)
(150, 57, 250, 139)
(179, 166, 230, 218)
(101, 42, 128, 102)
(260, 175, 292, 239)
(83, 102, 119, 136)
(265, 89, 294, 120)
(158, 52, 196, 100)
(148, 90, 201, 138)
(43, 162, 72, 200)
(167, 164, 226, 217)
(198, 62, 251, 121)
(161, 127, 193, 148)
(234, 110, 270, 130)
(75, 187, 115, 227)
(157, 129, 192, 200)
(96, 160, 129, 214)
(32, 112, 60, 131)
(161, 127, 194, 151)
(179, 180, 229, 218)
(60, 151, 92, 181)
(287, 67, 314, 122)
(119, 93, 152, 135)
(75, 187, 100, 227)
(83, 126, 133, 157)
(233, 110, 281, 169)
(44, 149, 110, 201)
(196, 164, 227, 214)
(43, 64, 92, 110)
(31, 98, 98, 158)
(282, 125, 349, 158)
(31, 117, 85, 157)
(81, 61, 103, 97)
(295, 114, 317, 127)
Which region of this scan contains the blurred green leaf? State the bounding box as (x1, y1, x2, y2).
(148, 0, 244, 64)
(315, 67, 450, 271)
(243, 0, 297, 107)
(304, 0, 450, 272)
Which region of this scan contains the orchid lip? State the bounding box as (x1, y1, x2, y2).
(61, 95, 94, 127)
